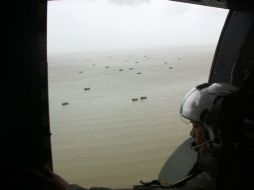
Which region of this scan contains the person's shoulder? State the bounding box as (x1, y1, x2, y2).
(180, 172, 216, 190)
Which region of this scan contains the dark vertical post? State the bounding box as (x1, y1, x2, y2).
(2, 0, 52, 180)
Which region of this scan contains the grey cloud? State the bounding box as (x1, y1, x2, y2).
(107, 0, 151, 6)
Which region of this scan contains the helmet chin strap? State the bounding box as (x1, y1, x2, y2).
(191, 140, 212, 152)
(191, 136, 221, 152)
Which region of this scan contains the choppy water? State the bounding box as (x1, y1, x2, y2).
(48, 46, 214, 188)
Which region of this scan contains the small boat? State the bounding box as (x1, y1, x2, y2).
(84, 88, 90, 91)
(132, 98, 138, 102)
(140, 96, 147, 100)
(62, 102, 69, 106)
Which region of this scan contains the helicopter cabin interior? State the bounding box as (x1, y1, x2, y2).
(3, 0, 254, 189)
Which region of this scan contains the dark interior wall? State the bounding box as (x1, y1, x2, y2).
(2, 0, 52, 173)
(209, 11, 254, 85)
(232, 21, 254, 87)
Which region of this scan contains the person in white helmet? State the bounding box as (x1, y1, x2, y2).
(164, 82, 239, 190)
(135, 82, 239, 190)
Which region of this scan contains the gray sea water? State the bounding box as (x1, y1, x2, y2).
(48, 46, 214, 188)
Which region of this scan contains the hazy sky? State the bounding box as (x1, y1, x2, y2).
(47, 0, 228, 54)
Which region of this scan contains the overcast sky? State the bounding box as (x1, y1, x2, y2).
(47, 0, 228, 54)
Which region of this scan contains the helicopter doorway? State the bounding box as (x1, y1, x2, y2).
(47, 0, 228, 188)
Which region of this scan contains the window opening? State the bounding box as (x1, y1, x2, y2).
(47, 0, 228, 188)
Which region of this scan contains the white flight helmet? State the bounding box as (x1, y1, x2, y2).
(180, 83, 239, 147)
